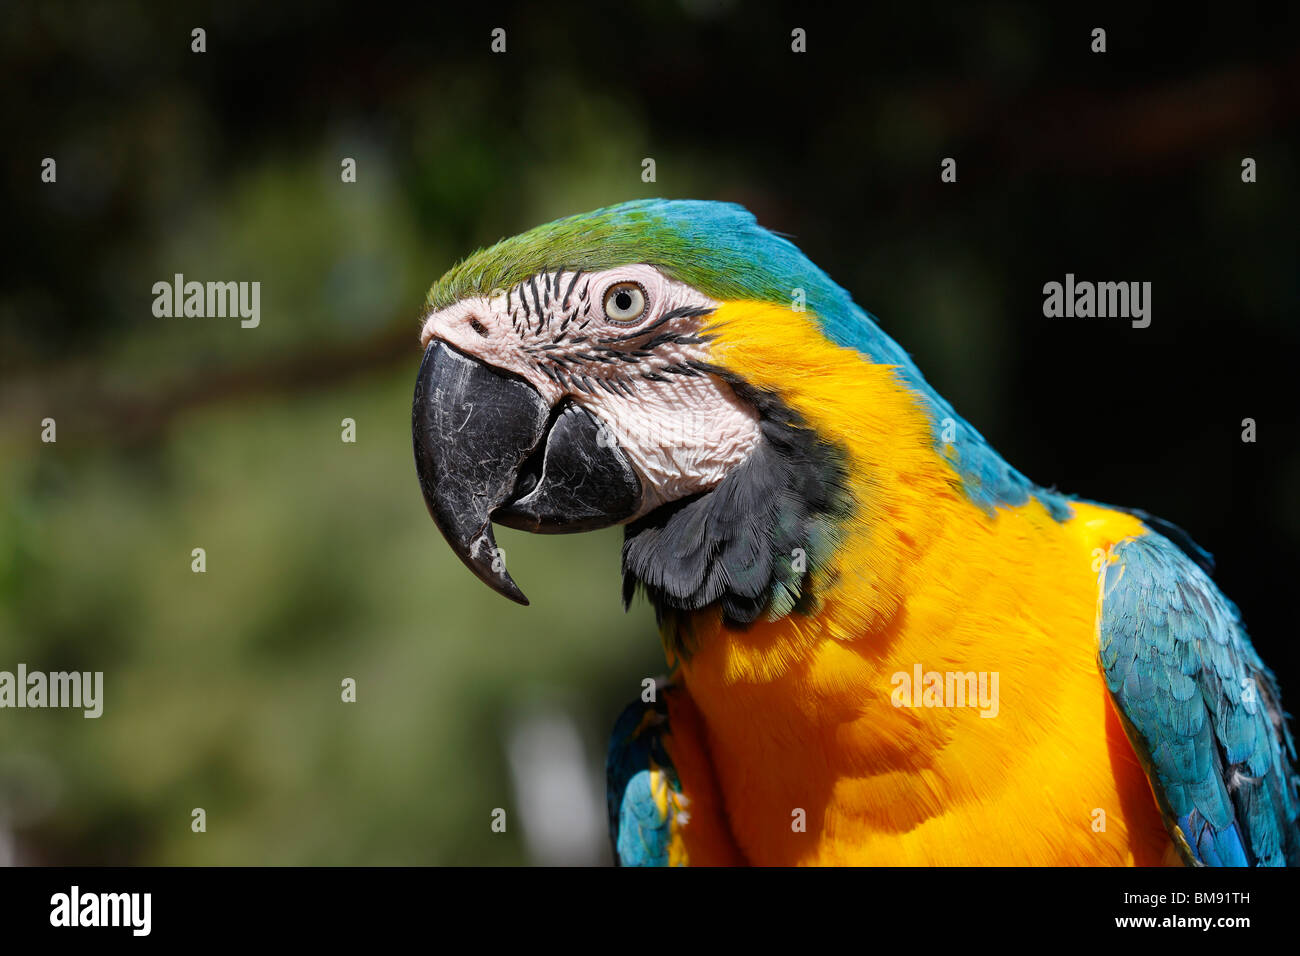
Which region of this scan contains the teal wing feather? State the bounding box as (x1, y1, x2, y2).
(1099, 530, 1300, 865)
(605, 694, 684, 867)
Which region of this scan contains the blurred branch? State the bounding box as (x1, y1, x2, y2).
(2, 317, 418, 447)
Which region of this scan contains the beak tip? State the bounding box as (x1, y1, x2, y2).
(484, 573, 530, 606)
(465, 527, 531, 607)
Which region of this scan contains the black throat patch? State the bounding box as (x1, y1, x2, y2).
(620, 374, 853, 647)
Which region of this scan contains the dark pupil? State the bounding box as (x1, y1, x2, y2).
(614, 291, 632, 312)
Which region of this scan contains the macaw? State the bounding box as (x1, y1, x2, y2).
(411, 199, 1300, 866)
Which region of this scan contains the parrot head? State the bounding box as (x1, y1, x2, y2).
(412, 199, 1055, 627)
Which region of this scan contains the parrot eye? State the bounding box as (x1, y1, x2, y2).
(602, 282, 647, 324)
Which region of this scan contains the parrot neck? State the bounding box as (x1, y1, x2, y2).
(629, 298, 1066, 645)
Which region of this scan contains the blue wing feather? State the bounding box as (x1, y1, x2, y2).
(1100, 531, 1300, 866)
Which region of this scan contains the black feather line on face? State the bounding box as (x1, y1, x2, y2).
(639, 333, 683, 350)
(563, 270, 582, 309)
(528, 277, 542, 332)
(597, 307, 716, 347)
(621, 371, 853, 648)
(598, 315, 674, 346)
(519, 281, 532, 323)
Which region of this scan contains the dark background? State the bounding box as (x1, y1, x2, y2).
(1, 1, 1297, 864)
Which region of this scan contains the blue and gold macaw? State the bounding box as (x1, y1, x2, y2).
(411, 199, 1299, 866)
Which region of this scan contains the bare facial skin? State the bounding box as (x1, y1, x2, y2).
(420, 264, 761, 518)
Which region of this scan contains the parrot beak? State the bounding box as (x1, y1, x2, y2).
(412, 340, 642, 604)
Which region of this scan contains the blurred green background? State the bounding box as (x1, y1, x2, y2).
(1, 1, 1297, 864)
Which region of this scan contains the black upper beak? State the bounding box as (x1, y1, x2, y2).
(412, 340, 642, 604)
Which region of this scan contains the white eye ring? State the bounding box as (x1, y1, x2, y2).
(602, 282, 647, 323)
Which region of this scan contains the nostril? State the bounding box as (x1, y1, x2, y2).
(468, 316, 489, 337)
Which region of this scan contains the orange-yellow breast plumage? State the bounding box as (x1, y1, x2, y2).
(661, 301, 1176, 865)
